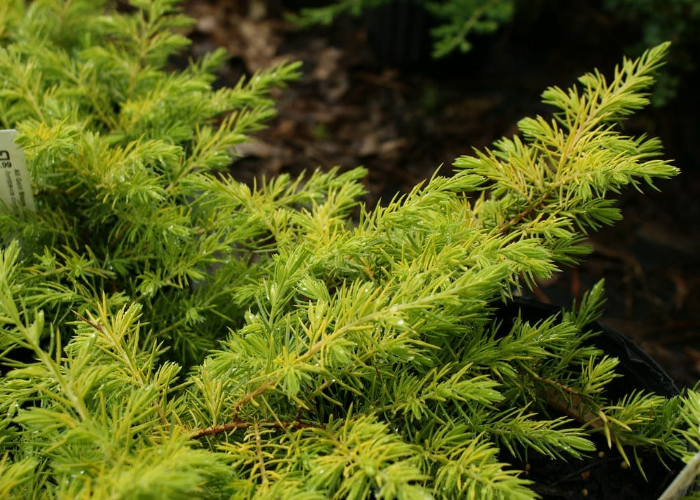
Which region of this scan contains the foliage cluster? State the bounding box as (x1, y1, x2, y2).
(291, 0, 515, 58)
(294, 0, 699, 102)
(602, 0, 700, 105)
(0, 1, 699, 498)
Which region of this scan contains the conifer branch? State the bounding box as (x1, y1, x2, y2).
(498, 189, 552, 234)
(73, 310, 104, 332)
(0, 1, 692, 497)
(540, 385, 604, 432)
(190, 419, 316, 439)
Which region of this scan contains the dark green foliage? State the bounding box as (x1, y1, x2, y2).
(603, 0, 700, 105)
(295, 0, 698, 104)
(290, 0, 515, 58)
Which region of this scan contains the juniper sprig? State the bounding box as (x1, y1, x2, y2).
(0, 2, 697, 499)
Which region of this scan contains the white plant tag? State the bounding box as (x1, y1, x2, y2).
(0, 129, 35, 211)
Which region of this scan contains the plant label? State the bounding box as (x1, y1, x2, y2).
(0, 129, 35, 211)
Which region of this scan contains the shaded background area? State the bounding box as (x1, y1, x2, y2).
(181, 0, 700, 386)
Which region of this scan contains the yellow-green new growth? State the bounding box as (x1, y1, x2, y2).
(0, 2, 694, 499)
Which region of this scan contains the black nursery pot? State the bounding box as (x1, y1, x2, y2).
(497, 297, 685, 500)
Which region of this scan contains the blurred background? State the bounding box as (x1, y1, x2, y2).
(179, 0, 700, 387)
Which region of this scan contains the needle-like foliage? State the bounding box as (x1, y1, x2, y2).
(0, 1, 698, 499)
(291, 0, 516, 59)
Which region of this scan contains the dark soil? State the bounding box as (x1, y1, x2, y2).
(180, 1, 700, 496)
(514, 443, 681, 500)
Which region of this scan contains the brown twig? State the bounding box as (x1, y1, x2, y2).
(73, 311, 105, 332)
(232, 380, 276, 419)
(540, 385, 604, 432)
(190, 418, 315, 439)
(498, 191, 551, 234)
(525, 368, 605, 431)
